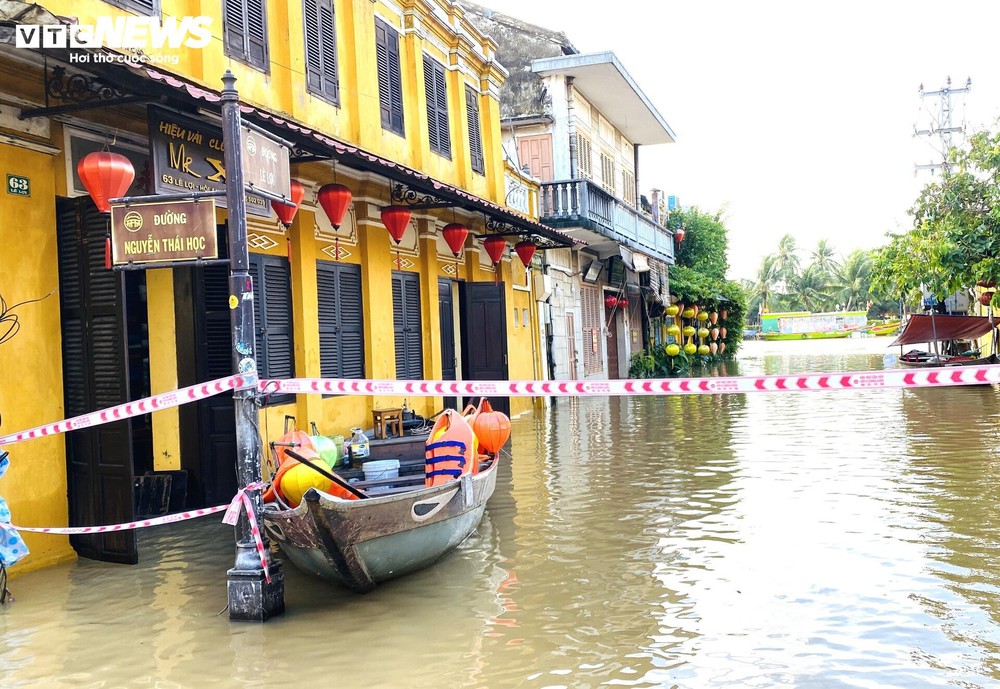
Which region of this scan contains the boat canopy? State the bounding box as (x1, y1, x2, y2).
(890, 314, 997, 346)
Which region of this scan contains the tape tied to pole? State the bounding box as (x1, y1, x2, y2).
(221, 481, 271, 583)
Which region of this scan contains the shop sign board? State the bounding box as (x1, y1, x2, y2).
(110, 199, 218, 265)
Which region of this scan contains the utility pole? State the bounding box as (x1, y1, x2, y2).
(914, 76, 971, 175)
(221, 70, 285, 621)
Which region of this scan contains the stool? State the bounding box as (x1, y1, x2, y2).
(372, 408, 404, 440)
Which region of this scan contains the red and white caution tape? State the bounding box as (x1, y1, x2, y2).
(0, 375, 253, 447)
(7, 504, 228, 534)
(262, 364, 1000, 398)
(221, 482, 271, 583)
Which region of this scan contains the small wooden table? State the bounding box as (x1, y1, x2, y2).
(372, 408, 404, 439)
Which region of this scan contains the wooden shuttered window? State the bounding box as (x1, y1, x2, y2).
(465, 85, 485, 174)
(600, 151, 615, 194)
(375, 18, 404, 135)
(577, 135, 593, 179)
(303, 0, 339, 104)
(317, 261, 364, 379)
(249, 254, 294, 384)
(423, 55, 450, 157)
(580, 284, 604, 376)
(224, 0, 269, 71)
(392, 271, 423, 380)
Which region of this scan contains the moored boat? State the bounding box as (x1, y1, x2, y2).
(262, 403, 508, 592)
(890, 313, 999, 368)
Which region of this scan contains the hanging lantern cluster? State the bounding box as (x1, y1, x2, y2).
(77, 151, 136, 269)
(663, 303, 726, 358)
(605, 295, 618, 309)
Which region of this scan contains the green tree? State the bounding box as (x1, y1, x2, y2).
(833, 249, 873, 311)
(747, 254, 781, 321)
(791, 263, 831, 311)
(810, 239, 840, 276)
(872, 126, 1000, 303)
(774, 234, 801, 286)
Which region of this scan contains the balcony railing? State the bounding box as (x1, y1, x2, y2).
(504, 163, 538, 217)
(539, 178, 674, 262)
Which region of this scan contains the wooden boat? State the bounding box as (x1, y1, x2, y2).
(762, 329, 854, 341)
(891, 313, 999, 368)
(868, 321, 900, 336)
(263, 408, 502, 592)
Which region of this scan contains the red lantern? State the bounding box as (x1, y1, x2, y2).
(619, 297, 629, 307)
(979, 291, 994, 306)
(318, 183, 352, 229)
(675, 226, 685, 242)
(471, 398, 511, 454)
(442, 223, 469, 257)
(604, 295, 618, 308)
(272, 178, 305, 227)
(381, 205, 411, 244)
(484, 235, 507, 266)
(77, 151, 135, 213)
(514, 240, 536, 267)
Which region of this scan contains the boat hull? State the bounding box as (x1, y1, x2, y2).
(762, 330, 853, 341)
(263, 458, 499, 592)
(897, 353, 998, 368)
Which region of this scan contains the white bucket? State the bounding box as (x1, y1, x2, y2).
(363, 459, 400, 482)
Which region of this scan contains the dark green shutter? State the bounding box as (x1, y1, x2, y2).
(224, 0, 247, 62)
(392, 271, 422, 380)
(304, 0, 339, 102)
(317, 261, 363, 378)
(246, 0, 269, 69)
(466, 86, 484, 174)
(376, 18, 404, 135)
(424, 57, 450, 157)
(248, 255, 293, 386)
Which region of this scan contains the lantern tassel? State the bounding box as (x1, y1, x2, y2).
(286, 235, 293, 262)
(104, 228, 111, 270)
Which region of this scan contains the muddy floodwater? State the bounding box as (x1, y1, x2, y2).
(4, 337, 1000, 688)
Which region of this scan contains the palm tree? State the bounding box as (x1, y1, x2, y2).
(774, 234, 801, 287)
(749, 254, 782, 322)
(791, 264, 831, 311)
(810, 239, 840, 277)
(833, 249, 873, 311)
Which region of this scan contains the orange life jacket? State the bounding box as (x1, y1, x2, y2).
(424, 409, 476, 487)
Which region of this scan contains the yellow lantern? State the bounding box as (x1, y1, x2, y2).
(665, 304, 679, 317)
(698, 344, 710, 355)
(683, 325, 696, 337)
(697, 311, 709, 322)
(684, 343, 697, 355)
(665, 343, 680, 356)
(681, 308, 695, 319)
(667, 324, 681, 336)
(698, 327, 710, 339)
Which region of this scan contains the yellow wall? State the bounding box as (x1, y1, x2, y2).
(0, 142, 75, 573)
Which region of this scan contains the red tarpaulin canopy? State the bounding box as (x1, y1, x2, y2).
(890, 314, 997, 347)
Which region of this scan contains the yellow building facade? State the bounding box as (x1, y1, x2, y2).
(0, 0, 571, 574)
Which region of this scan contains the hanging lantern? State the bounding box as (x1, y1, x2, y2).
(675, 226, 685, 242)
(698, 327, 710, 339)
(697, 311, 708, 322)
(710, 311, 719, 324)
(318, 183, 352, 229)
(484, 235, 507, 266)
(681, 308, 695, 319)
(619, 297, 629, 307)
(441, 223, 469, 257)
(665, 343, 680, 356)
(720, 327, 727, 339)
(77, 151, 135, 213)
(719, 342, 726, 354)
(711, 327, 720, 340)
(514, 240, 537, 267)
(604, 295, 618, 309)
(272, 178, 305, 227)
(709, 342, 718, 355)
(720, 308, 728, 320)
(471, 399, 511, 454)
(979, 291, 994, 306)
(381, 205, 411, 244)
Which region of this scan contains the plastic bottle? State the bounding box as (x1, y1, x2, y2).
(350, 427, 370, 461)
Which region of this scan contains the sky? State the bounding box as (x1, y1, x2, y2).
(479, 0, 1000, 282)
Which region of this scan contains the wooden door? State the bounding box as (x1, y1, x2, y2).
(566, 313, 577, 380)
(56, 197, 141, 564)
(460, 282, 509, 416)
(438, 278, 457, 410)
(605, 301, 620, 379)
(517, 134, 554, 182)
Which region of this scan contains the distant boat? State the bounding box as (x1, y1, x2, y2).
(760, 310, 868, 341)
(867, 321, 901, 336)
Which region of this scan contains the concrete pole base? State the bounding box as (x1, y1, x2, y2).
(227, 562, 285, 622)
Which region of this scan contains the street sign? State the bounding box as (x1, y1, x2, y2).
(6, 174, 29, 197)
(110, 199, 218, 265)
(240, 125, 290, 200)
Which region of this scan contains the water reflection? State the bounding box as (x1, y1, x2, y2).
(4, 338, 1000, 688)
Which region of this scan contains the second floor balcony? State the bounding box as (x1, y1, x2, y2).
(539, 179, 675, 263)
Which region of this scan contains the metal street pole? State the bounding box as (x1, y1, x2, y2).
(221, 70, 284, 621)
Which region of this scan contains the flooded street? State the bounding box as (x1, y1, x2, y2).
(5, 337, 1000, 688)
